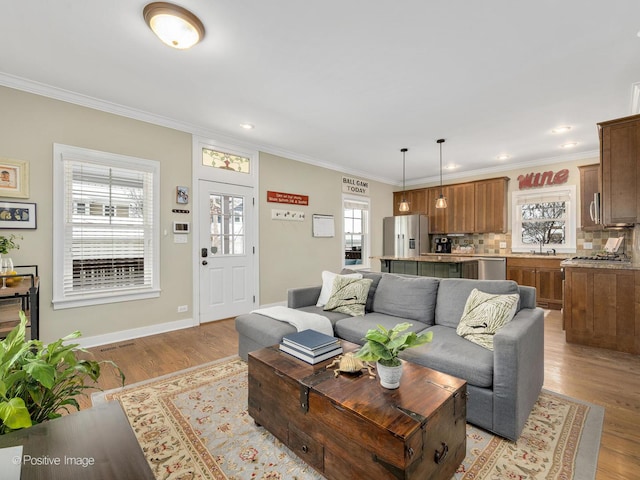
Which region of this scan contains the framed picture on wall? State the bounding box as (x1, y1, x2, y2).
(0, 158, 29, 199)
(0, 201, 37, 229)
(176, 186, 189, 204)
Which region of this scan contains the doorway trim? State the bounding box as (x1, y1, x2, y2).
(192, 136, 260, 325)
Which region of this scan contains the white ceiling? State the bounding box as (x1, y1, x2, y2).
(1, 1, 639, 185)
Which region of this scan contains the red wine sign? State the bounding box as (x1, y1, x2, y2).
(267, 190, 309, 205)
(517, 169, 569, 189)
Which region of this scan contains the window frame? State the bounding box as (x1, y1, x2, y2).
(342, 195, 370, 270)
(511, 185, 576, 254)
(52, 144, 161, 309)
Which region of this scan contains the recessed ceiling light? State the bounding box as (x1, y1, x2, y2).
(443, 164, 458, 170)
(240, 123, 255, 130)
(143, 2, 205, 50)
(551, 125, 572, 134)
(496, 154, 511, 161)
(560, 142, 578, 149)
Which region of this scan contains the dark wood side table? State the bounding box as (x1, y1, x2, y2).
(0, 402, 154, 480)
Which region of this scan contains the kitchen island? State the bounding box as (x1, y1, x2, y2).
(561, 257, 640, 354)
(379, 255, 479, 279)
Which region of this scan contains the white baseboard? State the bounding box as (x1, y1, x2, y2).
(75, 318, 196, 349)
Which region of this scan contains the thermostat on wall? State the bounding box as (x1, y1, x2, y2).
(173, 221, 190, 233)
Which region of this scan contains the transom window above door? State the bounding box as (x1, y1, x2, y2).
(202, 148, 250, 174)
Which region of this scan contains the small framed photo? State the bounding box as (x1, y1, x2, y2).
(0, 201, 37, 229)
(176, 186, 189, 204)
(0, 158, 29, 199)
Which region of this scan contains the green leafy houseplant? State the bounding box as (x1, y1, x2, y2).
(0, 312, 124, 434)
(0, 234, 21, 255)
(355, 322, 433, 367)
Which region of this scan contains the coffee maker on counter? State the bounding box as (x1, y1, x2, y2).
(435, 237, 452, 253)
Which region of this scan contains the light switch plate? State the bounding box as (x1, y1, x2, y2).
(499, 241, 507, 248)
(583, 242, 593, 250)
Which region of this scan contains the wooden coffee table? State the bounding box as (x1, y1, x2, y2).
(248, 341, 467, 480)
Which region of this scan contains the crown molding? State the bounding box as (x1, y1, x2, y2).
(0, 72, 602, 188)
(405, 149, 600, 187)
(0, 72, 394, 185)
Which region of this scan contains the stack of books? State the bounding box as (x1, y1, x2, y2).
(279, 329, 342, 364)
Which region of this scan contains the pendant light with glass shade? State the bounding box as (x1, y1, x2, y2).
(398, 148, 410, 212)
(435, 139, 448, 209)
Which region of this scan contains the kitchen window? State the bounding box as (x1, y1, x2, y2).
(511, 185, 576, 254)
(52, 144, 160, 309)
(343, 196, 370, 269)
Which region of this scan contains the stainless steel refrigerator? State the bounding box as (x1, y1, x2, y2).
(383, 215, 430, 257)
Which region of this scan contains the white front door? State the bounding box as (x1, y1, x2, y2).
(199, 180, 255, 322)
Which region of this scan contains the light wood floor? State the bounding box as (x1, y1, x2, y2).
(79, 311, 639, 480)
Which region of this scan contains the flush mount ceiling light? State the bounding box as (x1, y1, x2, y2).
(143, 2, 205, 49)
(496, 154, 511, 161)
(560, 142, 578, 149)
(240, 123, 255, 130)
(435, 139, 447, 209)
(551, 125, 572, 134)
(398, 148, 410, 212)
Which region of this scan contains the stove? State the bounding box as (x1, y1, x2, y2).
(570, 253, 630, 262)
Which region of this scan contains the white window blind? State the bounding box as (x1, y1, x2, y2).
(53, 144, 160, 309)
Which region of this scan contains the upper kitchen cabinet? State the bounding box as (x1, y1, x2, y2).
(445, 182, 475, 233)
(599, 114, 640, 226)
(474, 177, 508, 233)
(393, 189, 427, 216)
(426, 186, 447, 233)
(578, 164, 600, 230)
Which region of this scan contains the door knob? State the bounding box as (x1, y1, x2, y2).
(202, 260, 208, 266)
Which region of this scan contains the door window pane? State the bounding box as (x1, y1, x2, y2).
(209, 193, 245, 255)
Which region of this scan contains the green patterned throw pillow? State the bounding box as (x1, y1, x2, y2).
(456, 288, 519, 350)
(323, 277, 373, 316)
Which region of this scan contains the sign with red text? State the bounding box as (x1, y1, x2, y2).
(517, 169, 569, 189)
(267, 190, 309, 205)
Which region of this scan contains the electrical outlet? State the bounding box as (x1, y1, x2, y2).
(583, 242, 593, 250)
(177, 305, 188, 313)
(499, 241, 507, 249)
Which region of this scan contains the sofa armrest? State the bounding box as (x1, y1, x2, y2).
(287, 286, 322, 309)
(492, 307, 545, 440)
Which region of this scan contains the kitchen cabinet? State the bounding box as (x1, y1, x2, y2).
(394, 177, 508, 234)
(599, 114, 640, 226)
(578, 164, 600, 230)
(445, 183, 475, 233)
(474, 177, 509, 233)
(563, 266, 638, 354)
(506, 257, 563, 310)
(393, 189, 427, 216)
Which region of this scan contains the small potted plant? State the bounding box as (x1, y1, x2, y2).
(0, 312, 124, 434)
(355, 322, 432, 389)
(0, 233, 21, 255)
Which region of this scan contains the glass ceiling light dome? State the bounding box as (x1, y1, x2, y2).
(143, 2, 205, 49)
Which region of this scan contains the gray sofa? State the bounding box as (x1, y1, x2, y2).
(235, 271, 544, 441)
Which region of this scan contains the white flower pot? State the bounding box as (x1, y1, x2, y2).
(376, 361, 403, 389)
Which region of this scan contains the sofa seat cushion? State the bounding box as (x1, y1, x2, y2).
(297, 305, 350, 324)
(435, 278, 520, 328)
(372, 275, 440, 325)
(334, 312, 430, 346)
(399, 325, 494, 388)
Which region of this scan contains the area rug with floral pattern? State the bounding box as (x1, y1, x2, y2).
(93, 357, 603, 480)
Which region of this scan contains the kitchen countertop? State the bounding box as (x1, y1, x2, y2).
(378, 255, 480, 263)
(560, 258, 640, 270)
(377, 253, 571, 261)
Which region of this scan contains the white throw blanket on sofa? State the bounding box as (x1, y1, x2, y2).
(251, 306, 334, 337)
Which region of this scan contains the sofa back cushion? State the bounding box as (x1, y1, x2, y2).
(372, 274, 440, 325)
(435, 278, 520, 328)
